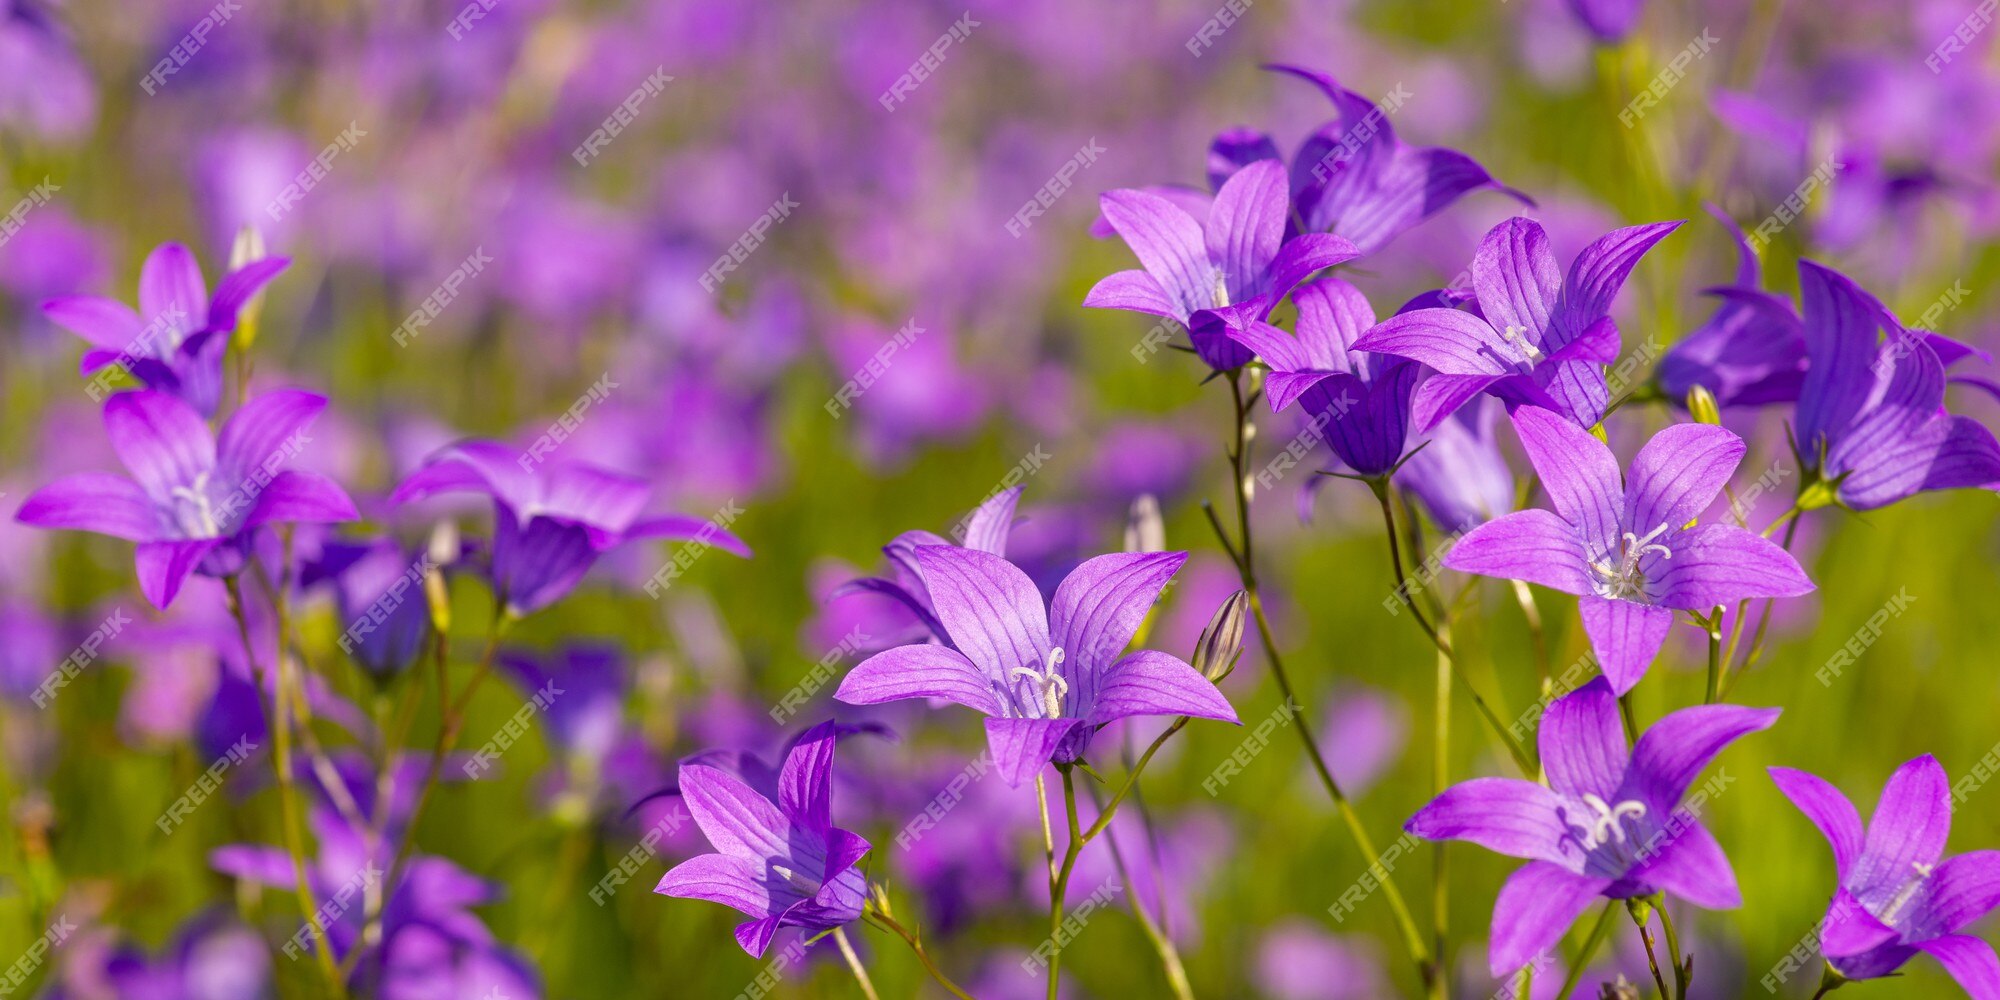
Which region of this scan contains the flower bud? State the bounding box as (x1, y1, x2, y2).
(424, 521, 457, 635)
(228, 225, 269, 352)
(1686, 384, 1722, 425)
(1193, 590, 1249, 682)
(1122, 493, 1164, 553)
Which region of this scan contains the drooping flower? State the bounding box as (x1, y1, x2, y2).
(1406, 677, 1779, 976)
(15, 389, 358, 608)
(1785, 259, 2000, 510)
(1086, 159, 1361, 370)
(387, 440, 748, 617)
(1444, 407, 1813, 692)
(654, 721, 870, 957)
(1266, 64, 1528, 255)
(835, 546, 1238, 786)
(43, 242, 290, 416)
(1226, 277, 1420, 478)
(1769, 756, 2000, 993)
(1655, 206, 1809, 409)
(834, 486, 1022, 642)
(1354, 216, 1681, 430)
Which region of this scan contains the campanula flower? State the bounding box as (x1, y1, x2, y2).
(655, 721, 870, 957)
(1087, 159, 1361, 370)
(1267, 64, 1528, 255)
(1770, 756, 2000, 993)
(388, 440, 749, 616)
(1786, 260, 2000, 510)
(1445, 407, 1813, 692)
(301, 538, 434, 684)
(1394, 396, 1515, 532)
(1354, 217, 1682, 430)
(835, 546, 1238, 786)
(834, 485, 1021, 642)
(1227, 277, 1420, 478)
(43, 242, 290, 416)
(16, 389, 358, 608)
(1655, 207, 1808, 409)
(1406, 677, 1778, 976)
(1566, 0, 1642, 42)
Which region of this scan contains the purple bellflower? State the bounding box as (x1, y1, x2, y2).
(654, 721, 870, 957)
(388, 441, 749, 617)
(1566, 0, 1642, 42)
(43, 242, 289, 417)
(16, 389, 358, 608)
(835, 547, 1238, 786)
(1267, 64, 1529, 255)
(1227, 277, 1420, 478)
(1444, 407, 1813, 692)
(1770, 756, 2000, 994)
(835, 485, 1021, 642)
(1354, 216, 1681, 430)
(1786, 260, 2000, 510)
(1655, 206, 1808, 408)
(1406, 677, 1779, 976)
(1086, 159, 1361, 370)
(301, 538, 434, 684)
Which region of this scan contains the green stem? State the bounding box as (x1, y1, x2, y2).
(833, 927, 880, 1000)
(1555, 902, 1618, 999)
(862, 907, 973, 1000)
(1703, 612, 1724, 705)
(1637, 917, 1671, 999)
(1658, 904, 1689, 998)
(1095, 799, 1195, 1000)
(1046, 767, 1084, 1000)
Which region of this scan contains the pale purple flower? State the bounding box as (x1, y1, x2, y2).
(834, 486, 1022, 642)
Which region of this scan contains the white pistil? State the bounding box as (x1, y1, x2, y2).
(168, 471, 220, 538)
(1579, 793, 1648, 848)
(1878, 862, 1935, 927)
(1009, 648, 1069, 719)
(769, 864, 823, 896)
(1502, 324, 1543, 362)
(1590, 523, 1674, 601)
(1213, 271, 1231, 309)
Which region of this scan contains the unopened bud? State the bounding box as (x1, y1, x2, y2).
(228, 225, 269, 352)
(1686, 384, 1721, 425)
(1122, 494, 1164, 553)
(1194, 590, 1249, 682)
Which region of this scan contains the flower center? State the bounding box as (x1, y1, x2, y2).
(768, 864, 823, 897)
(1009, 647, 1069, 719)
(1501, 324, 1543, 363)
(1562, 794, 1650, 858)
(1589, 523, 1673, 601)
(1877, 861, 1934, 928)
(168, 471, 221, 538)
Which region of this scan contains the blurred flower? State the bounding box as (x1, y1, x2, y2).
(1656, 207, 1807, 409)
(1394, 396, 1514, 532)
(0, 0, 96, 141)
(301, 538, 434, 685)
(1444, 407, 1812, 692)
(1255, 919, 1390, 1000)
(1406, 677, 1778, 977)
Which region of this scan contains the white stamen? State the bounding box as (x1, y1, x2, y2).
(768, 864, 823, 896)
(1578, 793, 1649, 848)
(1502, 324, 1543, 362)
(168, 471, 220, 538)
(1878, 861, 1935, 927)
(1009, 648, 1069, 719)
(1213, 271, 1231, 309)
(1590, 523, 1674, 601)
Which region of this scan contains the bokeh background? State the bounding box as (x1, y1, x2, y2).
(3, 0, 1999, 996)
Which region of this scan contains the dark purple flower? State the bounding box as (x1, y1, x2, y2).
(1445, 407, 1813, 692)
(1228, 277, 1420, 478)
(1566, 0, 1642, 42)
(655, 721, 870, 957)
(1656, 207, 1808, 409)
(388, 440, 749, 616)
(1770, 756, 2000, 992)
(834, 486, 1022, 642)
(1788, 260, 2000, 510)
(16, 389, 358, 608)
(301, 539, 433, 684)
(43, 242, 289, 417)
(1406, 677, 1778, 976)
(835, 547, 1238, 786)
(1086, 159, 1361, 370)
(1267, 65, 1528, 255)
(1354, 216, 1681, 430)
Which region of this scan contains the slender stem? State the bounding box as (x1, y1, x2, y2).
(1430, 617, 1450, 1000)
(1702, 612, 1724, 705)
(1093, 789, 1195, 1000)
(1658, 904, 1689, 998)
(1721, 512, 1804, 699)
(1215, 371, 1433, 981)
(832, 927, 880, 1000)
(862, 908, 974, 1000)
(1510, 579, 1551, 696)
(1035, 773, 1058, 884)
(1638, 919, 1671, 999)
(1555, 902, 1618, 999)
(222, 576, 346, 997)
(1045, 767, 1084, 1000)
